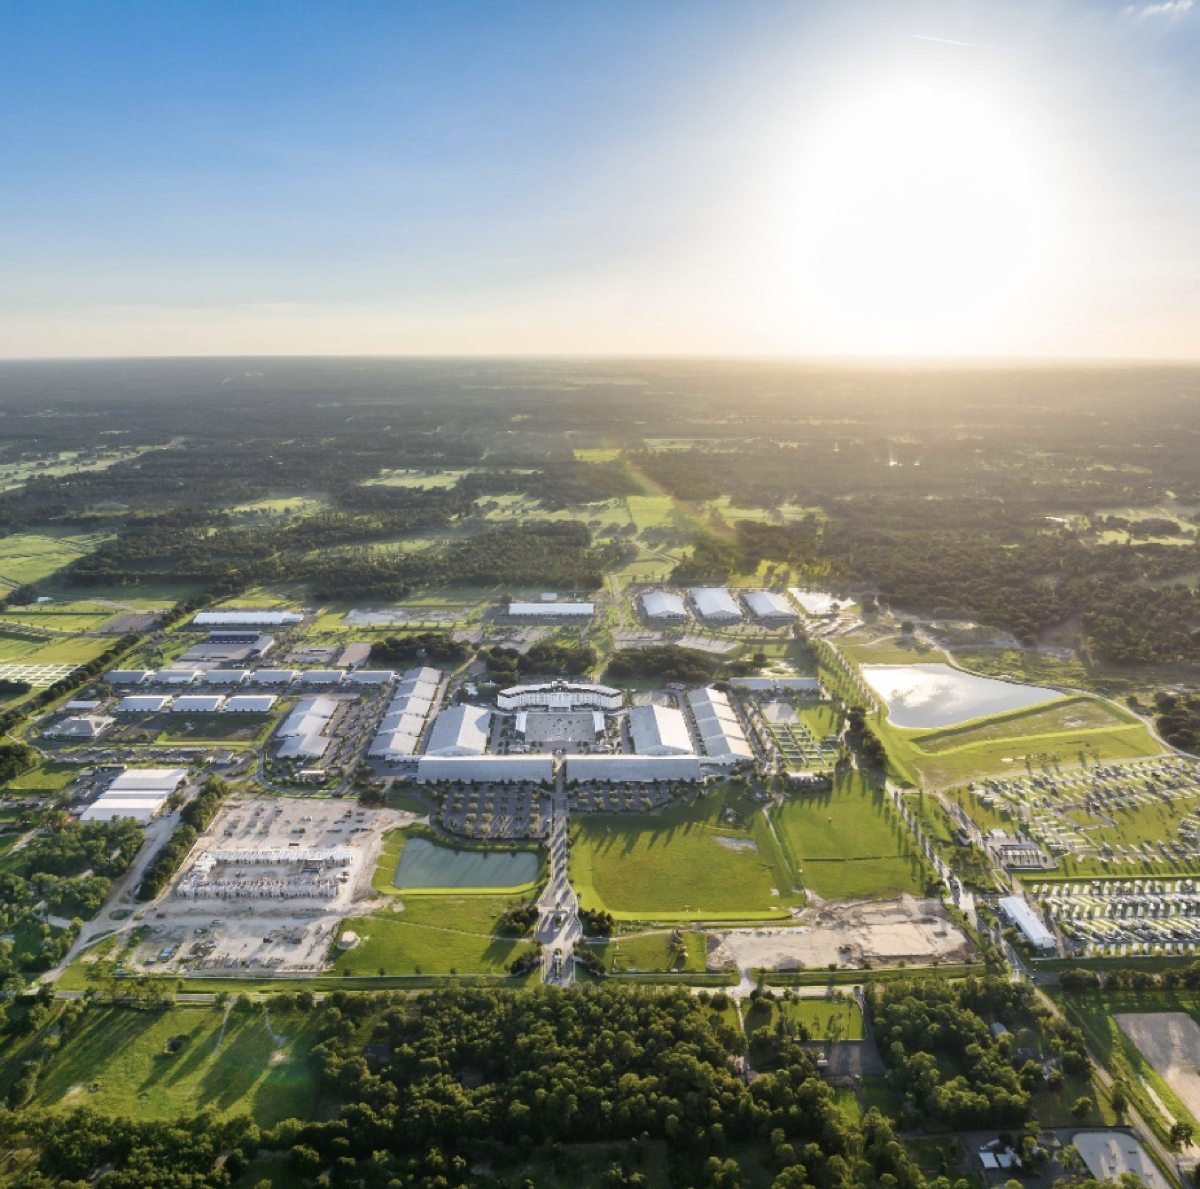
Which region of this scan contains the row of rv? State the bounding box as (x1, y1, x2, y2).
(107, 668, 399, 687)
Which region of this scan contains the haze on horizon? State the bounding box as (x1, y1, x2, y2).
(3, 0, 1199, 362)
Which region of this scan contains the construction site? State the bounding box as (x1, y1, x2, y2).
(132, 796, 407, 975)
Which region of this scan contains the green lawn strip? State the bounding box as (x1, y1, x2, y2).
(32, 1003, 323, 1126)
(765, 964, 987, 987)
(772, 772, 931, 900)
(569, 786, 800, 920)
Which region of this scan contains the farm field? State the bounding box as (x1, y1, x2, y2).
(0, 600, 121, 634)
(772, 772, 930, 900)
(0, 530, 113, 588)
(31, 1003, 323, 1126)
(569, 785, 802, 921)
(332, 895, 538, 976)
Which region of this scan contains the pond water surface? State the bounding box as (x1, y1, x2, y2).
(860, 663, 1062, 730)
(392, 837, 538, 889)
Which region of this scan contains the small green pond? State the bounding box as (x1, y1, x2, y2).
(392, 837, 539, 889)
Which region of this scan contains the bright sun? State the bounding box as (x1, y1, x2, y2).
(745, 72, 1065, 354)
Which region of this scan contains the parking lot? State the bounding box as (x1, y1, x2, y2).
(131, 796, 398, 975)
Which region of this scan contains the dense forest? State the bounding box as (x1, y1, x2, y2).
(0, 980, 1094, 1189)
(0, 358, 1198, 663)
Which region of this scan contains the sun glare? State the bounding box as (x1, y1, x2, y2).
(745, 72, 1066, 354)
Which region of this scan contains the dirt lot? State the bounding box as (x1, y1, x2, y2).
(709, 895, 971, 973)
(130, 796, 417, 976)
(1116, 1012, 1200, 1126)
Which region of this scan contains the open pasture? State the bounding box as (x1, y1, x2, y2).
(772, 772, 929, 900)
(569, 786, 800, 921)
(0, 530, 112, 588)
(0, 601, 120, 634)
(32, 1003, 323, 1125)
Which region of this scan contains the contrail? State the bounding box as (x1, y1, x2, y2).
(911, 34, 994, 49)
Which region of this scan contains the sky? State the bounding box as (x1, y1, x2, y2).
(1, 0, 1199, 359)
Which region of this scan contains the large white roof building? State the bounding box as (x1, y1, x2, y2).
(277, 734, 331, 760)
(424, 704, 491, 756)
(222, 695, 278, 713)
(44, 715, 114, 739)
(689, 587, 742, 622)
(106, 670, 155, 685)
(641, 591, 688, 621)
(565, 755, 703, 783)
(115, 695, 172, 713)
(628, 704, 695, 756)
(249, 669, 300, 685)
(415, 755, 553, 784)
(172, 695, 225, 714)
(687, 687, 754, 764)
(743, 590, 798, 620)
(508, 601, 594, 618)
(497, 681, 623, 712)
(193, 611, 303, 627)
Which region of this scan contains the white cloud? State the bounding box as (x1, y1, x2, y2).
(1130, 0, 1193, 16)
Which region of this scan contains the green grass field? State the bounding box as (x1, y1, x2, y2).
(772, 772, 930, 900)
(0, 530, 113, 588)
(332, 895, 538, 976)
(581, 930, 708, 974)
(569, 786, 802, 921)
(742, 996, 865, 1042)
(32, 1002, 323, 1125)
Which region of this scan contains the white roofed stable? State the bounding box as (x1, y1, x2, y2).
(116, 695, 172, 713)
(743, 590, 798, 620)
(249, 669, 300, 685)
(277, 734, 331, 760)
(628, 704, 695, 756)
(193, 611, 303, 627)
(508, 601, 594, 618)
(201, 670, 250, 685)
(346, 670, 395, 685)
(566, 755, 703, 783)
(687, 687, 754, 764)
(689, 587, 742, 622)
(80, 798, 163, 824)
(301, 670, 345, 685)
(106, 670, 154, 685)
(222, 695, 277, 713)
(171, 695, 225, 714)
(424, 704, 491, 756)
(153, 670, 203, 685)
(401, 666, 441, 685)
(415, 755, 554, 783)
(368, 730, 423, 759)
(497, 680, 623, 712)
(641, 591, 688, 621)
(999, 896, 1056, 952)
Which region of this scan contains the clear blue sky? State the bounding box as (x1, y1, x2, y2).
(2, 0, 1198, 357)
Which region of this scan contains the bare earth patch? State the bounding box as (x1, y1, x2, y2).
(1115, 1011, 1200, 1125)
(710, 895, 970, 973)
(714, 836, 758, 853)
